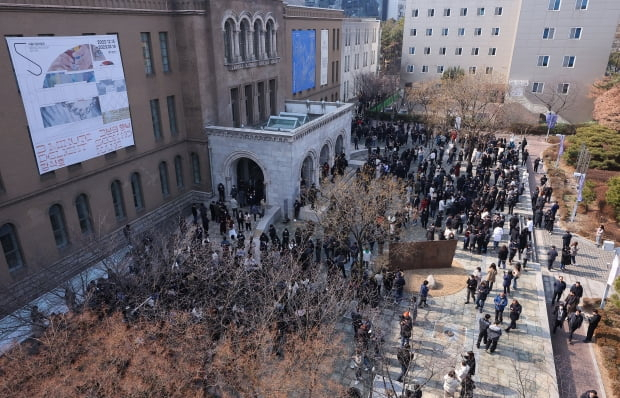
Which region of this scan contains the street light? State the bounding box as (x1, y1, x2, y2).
(600, 246, 620, 309)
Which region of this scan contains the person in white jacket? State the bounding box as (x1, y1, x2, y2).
(443, 370, 460, 397)
(492, 226, 504, 251)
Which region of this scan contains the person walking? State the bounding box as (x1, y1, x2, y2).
(497, 244, 509, 269)
(465, 275, 478, 304)
(551, 275, 567, 304)
(560, 247, 571, 271)
(570, 241, 579, 266)
(502, 270, 513, 295)
(569, 281, 584, 305)
(562, 230, 573, 250)
(494, 292, 508, 323)
(512, 262, 522, 290)
(595, 225, 605, 248)
(581, 391, 599, 398)
(584, 309, 602, 343)
(459, 374, 475, 398)
(567, 309, 584, 344)
(565, 291, 580, 314)
(505, 299, 522, 333)
(476, 314, 492, 348)
(396, 343, 414, 382)
(485, 263, 498, 291)
(552, 303, 568, 334)
(443, 370, 459, 398)
(475, 281, 490, 313)
(400, 311, 413, 347)
(485, 321, 503, 353)
(547, 245, 558, 271)
(419, 280, 430, 308)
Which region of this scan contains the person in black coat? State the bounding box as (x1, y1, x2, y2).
(584, 309, 602, 342)
(551, 276, 566, 304)
(505, 299, 522, 332)
(568, 309, 584, 343)
(552, 303, 568, 334)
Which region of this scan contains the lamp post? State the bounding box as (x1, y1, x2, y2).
(601, 247, 620, 309)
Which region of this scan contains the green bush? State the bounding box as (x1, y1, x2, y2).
(509, 123, 576, 136)
(581, 180, 597, 212)
(605, 176, 620, 220)
(565, 125, 620, 170)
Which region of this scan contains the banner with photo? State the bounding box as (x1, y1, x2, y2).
(6, 35, 134, 174)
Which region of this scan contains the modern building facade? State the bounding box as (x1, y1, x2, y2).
(341, 17, 382, 101)
(401, 0, 620, 123)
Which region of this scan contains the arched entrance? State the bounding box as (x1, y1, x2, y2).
(320, 144, 330, 166)
(335, 135, 344, 155)
(235, 157, 265, 206)
(301, 155, 314, 187)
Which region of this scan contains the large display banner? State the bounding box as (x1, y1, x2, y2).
(320, 29, 328, 86)
(6, 35, 134, 174)
(292, 30, 316, 94)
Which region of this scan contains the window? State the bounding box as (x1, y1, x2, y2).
(439, 47, 447, 55)
(458, 28, 465, 36)
(474, 28, 482, 36)
(442, 28, 449, 36)
(159, 161, 170, 198)
(460, 8, 468, 16)
(174, 155, 184, 189)
(477, 7, 485, 15)
(406, 65, 415, 73)
(0, 223, 24, 270)
(424, 47, 431, 55)
(140, 32, 154, 75)
(532, 82, 544, 93)
(130, 172, 145, 211)
(244, 84, 253, 124)
(471, 47, 479, 55)
(410, 29, 417, 36)
(224, 19, 234, 63)
(231, 87, 240, 127)
(563, 55, 576, 67)
(557, 83, 570, 94)
(426, 28, 433, 36)
(409, 47, 416, 55)
(455, 47, 463, 55)
(491, 28, 500, 36)
(239, 19, 249, 61)
(265, 20, 275, 57)
(569, 27, 582, 39)
(576, 0, 588, 10)
(469, 66, 477, 74)
(191, 153, 201, 184)
(150, 99, 162, 140)
(49, 204, 69, 248)
(254, 21, 262, 59)
(495, 7, 503, 15)
(166, 95, 178, 136)
(159, 32, 170, 72)
(110, 180, 126, 220)
(542, 27, 555, 39)
(75, 194, 93, 234)
(421, 65, 428, 73)
(427, 8, 435, 17)
(537, 55, 550, 67)
(489, 47, 497, 55)
(412, 8, 419, 17)
(486, 67, 494, 74)
(443, 8, 451, 16)
(437, 65, 444, 73)
(548, 0, 561, 10)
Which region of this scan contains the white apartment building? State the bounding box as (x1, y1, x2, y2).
(341, 18, 382, 101)
(401, 0, 620, 123)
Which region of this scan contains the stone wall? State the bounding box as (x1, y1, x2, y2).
(389, 240, 458, 271)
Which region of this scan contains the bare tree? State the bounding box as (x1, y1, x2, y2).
(527, 80, 580, 116)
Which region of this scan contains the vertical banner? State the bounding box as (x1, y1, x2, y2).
(320, 29, 328, 86)
(292, 30, 316, 93)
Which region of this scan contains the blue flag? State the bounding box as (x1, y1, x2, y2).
(546, 112, 558, 129)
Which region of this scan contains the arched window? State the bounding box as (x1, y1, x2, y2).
(174, 155, 184, 189)
(191, 153, 201, 184)
(49, 204, 69, 248)
(253, 20, 262, 60)
(111, 180, 126, 220)
(130, 172, 145, 211)
(239, 19, 250, 61)
(75, 194, 93, 234)
(224, 18, 235, 63)
(159, 161, 170, 197)
(265, 20, 274, 58)
(0, 223, 24, 270)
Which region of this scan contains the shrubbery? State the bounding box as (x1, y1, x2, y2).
(564, 125, 620, 170)
(509, 123, 576, 136)
(605, 176, 620, 221)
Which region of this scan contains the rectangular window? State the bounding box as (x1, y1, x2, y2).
(1, 224, 24, 270)
(563, 55, 576, 67)
(489, 48, 497, 55)
(569, 27, 582, 39)
(426, 28, 433, 36)
(532, 82, 544, 93)
(444, 8, 451, 16)
(409, 47, 416, 55)
(543, 27, 555, 39)
(576, 0, 588, 10)
(471, 47, 479, 55)
(477, 7, 485, 15)
(548, 0, 561, 10)
(474, 28, 482, 36)
(495, 7, 503, 15)
(437, 65, 444, 73)
(557, 83, 570, 94)
(363, 53, 367, 67)
(486, 67, 494, 74)
(410, 29, 417, 36)
(469, 66, 477, 74)
(458, 28, 465, 36)
(422, 65, 429, 73)
(407, 65, 415, 73)
(442, 28, 449, 36)
(455, 47, 463, 55)
(424, 47, 431, 55)
(231, 87, 240, 127)
(491, 27, 500, 36)
(439, 47, 446, 55)
(159, 32, 170, 73)
(150, 99, 162, 140)
(428, 8, 435, 17)
(140, 32, 154, 75)
(244, 84, 253, 125)
(191, 153, 201, 184)
(257, 81, 266, 120)
(159, 162, 170, 198)
(269, 79, 276, 116)
(166, 95, 178, 136)
(460, 8, 468, 16)
(412, 8, 419, 17)
(537, 55, 550, 67)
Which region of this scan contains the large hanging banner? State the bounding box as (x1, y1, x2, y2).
(320, 29, 328, 86)
(292, 30, 316, 94)
(6, 35, 134, 174)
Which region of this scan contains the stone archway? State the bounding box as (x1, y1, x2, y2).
(335, 135, 344, 155)
(301, 155, 314, 188)
(235, 157, 265, 206)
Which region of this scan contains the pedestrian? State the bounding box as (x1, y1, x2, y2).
(551, 275, 567, 304)
(494, 292, 508, 323)
(485, 263, 498, 291)
(512, 262, 521, 290)
(595, 225, 605, 248)
(463, 351, 476, 376)
(400, 311, 413, 347)
(396, 343, 414, 382)
(504, 299, 522, 333)
(547, 245, 558, 271)
(455, 360, 469, 382)
(459, 373, 475, 398)
(497, 244, 509, 269)
(569, 281, 584, 304)
(475, 281, 489, 313)
(533, 157, 541, 173)
(394, 271, 406, 304)
(492, 225, 503, 251)
(485, 321, 503, 353)
(565, 291, 580, 314)
(502, 270, 513, 295)
(584, 309, 601, 343)
(523, 243, 532, 269)
(476, 314, 492, 348)
(580, 390, 599, 398)
(562, 230, 572, 250)
(465, 275, 478, 304)
(567, 309, 584, 344)
(443, 370, 459, 398)
(570, 241, 579, 266)
(419, 280, 430, 308)
(552, 303, 568, 334)
(560, 247, 571, 271)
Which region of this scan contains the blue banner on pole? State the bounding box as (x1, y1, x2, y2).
(577, 174, 586, 202)
(558, 134, 565, 157)
(546, 112, 558, 129)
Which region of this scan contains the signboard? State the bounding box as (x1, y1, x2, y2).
(6, 35, 134, 174)
(292, 30, 316, 93)
(320, 29, 328, 86)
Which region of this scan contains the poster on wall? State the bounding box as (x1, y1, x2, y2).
(320, 29, 328, 86)
(292, 29, 316, 94)
(5, 35, 134, 174)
